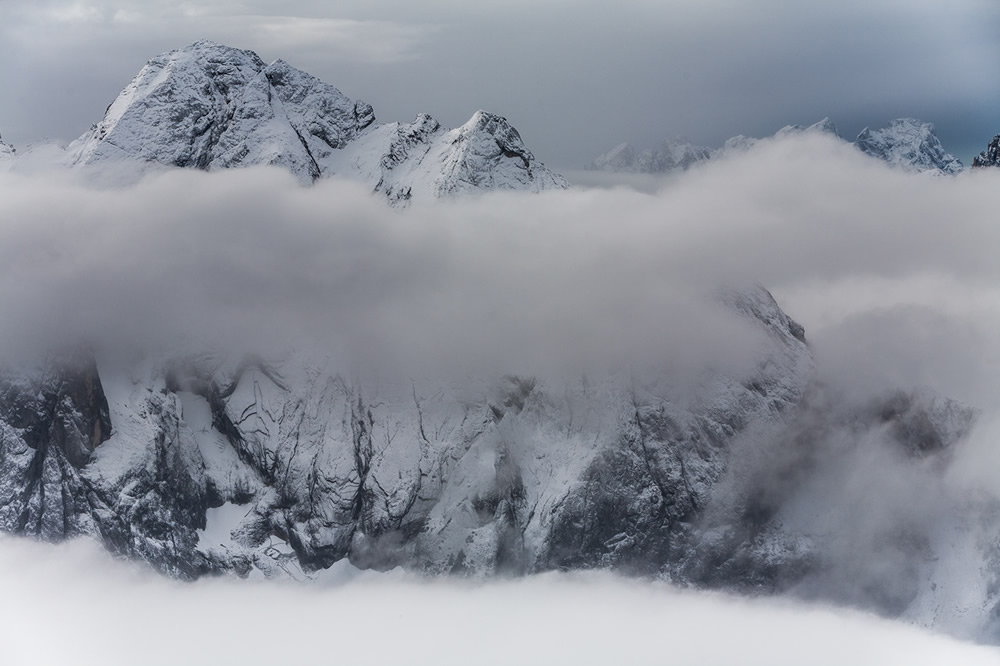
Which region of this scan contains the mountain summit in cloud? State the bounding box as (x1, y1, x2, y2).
(67, 40, 567, 203)
(589, 116, 967, 176)
(587, 119, 839, 173)
(854, 118, 963, 175)
(586, 138, 712, 173)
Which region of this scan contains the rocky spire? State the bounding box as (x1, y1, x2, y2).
(972, 135, 1000, 168)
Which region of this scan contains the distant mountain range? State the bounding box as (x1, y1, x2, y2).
(973, 135, 1000, 167)
(2, 45, 997, 194)
(588, 117, 970, 175)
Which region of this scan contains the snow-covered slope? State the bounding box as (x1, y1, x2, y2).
(69, 41, 567, 200)
(324, 110, 568, 205)
(855, 118, 963, 174)
(972, 135, 1000, 168)
(775, 117, 839, 138)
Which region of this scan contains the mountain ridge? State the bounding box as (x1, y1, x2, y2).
(65, 40, 567, 203)
(589, 117, 965, 175)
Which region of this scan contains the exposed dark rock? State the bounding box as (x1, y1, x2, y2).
(972, 135, 1000, 168)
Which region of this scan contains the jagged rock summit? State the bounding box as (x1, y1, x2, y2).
(775, 117, 839, 138)
(855, 118, 963, 175)
(68, 40, 567, 202)
(0, 286, 815, 580)
(0, 133, 15, 159)
(972, 135, 1000, 168)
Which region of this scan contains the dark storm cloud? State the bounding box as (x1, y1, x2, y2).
(0, 0, 997, 167)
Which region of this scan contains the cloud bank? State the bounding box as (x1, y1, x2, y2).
(1, 132, 999, 392)
(0, 536, 997, 666)
(1, 118, 1000, 655)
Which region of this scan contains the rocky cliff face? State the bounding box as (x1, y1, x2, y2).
(774, 117, 839, 139)
(1, 286, 993, 639)
(67, 41, 567, 201)
(0, 355, 111, 541)
(325, 110, 568, 205)
(855, 119, 963, 174)
(1, 287, 813, 580)
(69, 42, 368, 181)
(972, 135, 1000, 168)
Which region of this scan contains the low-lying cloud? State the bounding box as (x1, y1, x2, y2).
(1, 133, 999, 390)
(0, 536, 996, 666)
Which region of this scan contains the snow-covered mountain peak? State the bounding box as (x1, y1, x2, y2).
(586, 136, 711, 173)
(855, 118, 963, 174)
(69, 41, 371, 183)
(458, 110, 535, 163)
(774, 117, 840, 138)
(67, 41, 567, 201)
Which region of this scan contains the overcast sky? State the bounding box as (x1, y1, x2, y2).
(0, 0, 998, 168)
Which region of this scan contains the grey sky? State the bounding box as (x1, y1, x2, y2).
(0, 0, 997, 168)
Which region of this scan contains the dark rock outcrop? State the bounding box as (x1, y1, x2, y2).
(972, 135, 1000, 168)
